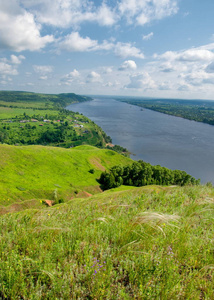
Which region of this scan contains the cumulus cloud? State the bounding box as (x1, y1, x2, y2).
(86, 71, 101, 83)
(59, 32, 143, 59)
(119, 60, 137, 71)
(102, 67, 113, 74)
(20, 0, 117, 28)
(95, 3, 118, 26)
(60, 32, 98, 52)
(126, 72, 156, 90)
(10, 55, 25, 64)
(182, 71, 214, 86)
(61, 69, 80, 85)
(114, 42, 144, 59)
(118, 0, 178, 25)
(20, 0, 178, 29)
(142, 32, 154, 41)
(159, 48, 214, 62)
(0, 62, 18, 76)
(0, 0, 54, 52)
(150, 43, 214, 91)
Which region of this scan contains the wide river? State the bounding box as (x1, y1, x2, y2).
(68, 97, 214, 184)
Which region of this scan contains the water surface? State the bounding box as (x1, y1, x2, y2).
(68, 97, 214, 184)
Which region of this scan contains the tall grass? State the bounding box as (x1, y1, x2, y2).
(0, 185, 214, 299)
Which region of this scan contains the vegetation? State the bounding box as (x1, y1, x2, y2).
(99, 161, 200, 190)
(0, 110, 109, 148)
(0, 184, 214, 299)
(0, 91, 91, 109)
(106, 144, 130, 157)
(0, 91, 113, 149)
(0, 144, 131, 207)
(118, 98, 214, 126)
(0, 91, 129, 156)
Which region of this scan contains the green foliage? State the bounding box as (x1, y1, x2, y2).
(106, 144, 130, 157)
(0, 108, 110, 148)
(0, 91, 91, 108)
(99, 160, 200, 190)
(0, 185, 214, 299)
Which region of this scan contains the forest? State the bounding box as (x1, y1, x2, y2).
(99, 160, 200, 190)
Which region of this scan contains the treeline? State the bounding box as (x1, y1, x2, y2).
(106, 144, 130, 157)
(99, 161, 200, 190)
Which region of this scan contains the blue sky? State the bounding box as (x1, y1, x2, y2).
(1, 0, 214, 99)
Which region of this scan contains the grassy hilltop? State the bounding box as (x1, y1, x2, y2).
(0, 184, 214, 299)
(0, 144, 131, 213)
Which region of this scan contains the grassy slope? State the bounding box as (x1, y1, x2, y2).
(0, 144, 132, 208)
(0, 184, 214, 299)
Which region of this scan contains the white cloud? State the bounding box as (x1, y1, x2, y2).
(159, 49, 214, 62)
(61, 69, 80, 85)
(142, 32, 154, 41)
(118, 0, 178, 25)
(86, 71, 101, 83)
(182, 71, 214, 86)
(20, 0, 117, 28)
(114, 42, 144, 59)
(0, 62, 18, 76)
(59, 32, 143, 59)
(18, 0, 178, 30)
(0, 0, 54, 52)
(119, 60, 137, 71)
(33, 65, 54, 74)
(60, 32, 98, 52)
(151, 43, 214, 91)
(39, 76, 48, 80)
(102, 67, 113, 74)
(10, 55, 25, 64)
(126, 72, 156, 90)
(95, 3, 118, 26)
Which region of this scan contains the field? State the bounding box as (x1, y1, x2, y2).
(0, 184, 214, 299)
(0, 144, 132, 211)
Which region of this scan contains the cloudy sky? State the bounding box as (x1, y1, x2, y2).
(1, 0, 214, 99)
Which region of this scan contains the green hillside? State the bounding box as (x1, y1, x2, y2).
(0, 184, 214, 299)
(0, 91, 91, 108)
(0, 144, 132, 212)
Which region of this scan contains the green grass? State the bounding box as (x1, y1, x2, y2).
(0, 107, 58, 119)
(0, 144, 132, 207)
(0, 184, 214, 299)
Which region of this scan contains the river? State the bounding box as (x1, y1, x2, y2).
(67, 97, 214, 184)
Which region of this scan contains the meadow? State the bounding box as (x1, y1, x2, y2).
(0, 184, 214, 299)
(0, 144, 131, 210)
